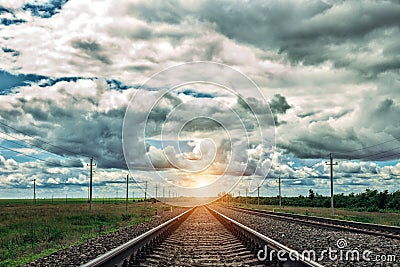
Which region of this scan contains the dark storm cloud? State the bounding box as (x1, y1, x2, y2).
(47, 107, 127, 168)
(200, 0, 400, 75)
(298, 111, 318, 118)
(45, 157, 83, 168)
(269, 94, 291, 114)
(180, 117, 223, 132)
(0, 79, 134, 169)
(124, 65, 153, 72)
(127, 1, 183, 24)
(72, 39, 112, 65)
(278, 95, 400, 161)
(130, 0, 400, 76)
(246, 94, 292, 126)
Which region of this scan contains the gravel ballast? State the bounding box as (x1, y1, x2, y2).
(212, 205, 399, 267)
(23, 207, 188, 267)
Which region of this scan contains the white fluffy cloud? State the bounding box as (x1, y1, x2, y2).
(0, 0, 399, 197)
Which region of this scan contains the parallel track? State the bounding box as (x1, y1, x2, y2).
(82, 206, 322, 267)
(225, 206, 400, 240)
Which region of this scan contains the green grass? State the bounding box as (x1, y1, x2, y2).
(0, 199, 166, 267)
(227, 203, 400, 226)
(0, 197, 145, 206)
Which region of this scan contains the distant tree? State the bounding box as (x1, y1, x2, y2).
(308, 189, 315, 200)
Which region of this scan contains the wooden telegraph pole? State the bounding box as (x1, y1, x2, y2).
(87, 157, 96, 211)
(278, 176, 282, 210)
(32, 179, 36, 205)
(126, 174, 129, 211)
(325, 153, 338, 216)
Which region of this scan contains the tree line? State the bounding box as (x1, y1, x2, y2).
(227, 189, 400, 212)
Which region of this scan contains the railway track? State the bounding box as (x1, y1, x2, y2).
(82, 206, 322, 267)
(225, 206, 400, 240)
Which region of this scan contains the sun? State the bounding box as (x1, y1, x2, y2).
(187, 172, 221, 189)
(196, 177, 211, 188)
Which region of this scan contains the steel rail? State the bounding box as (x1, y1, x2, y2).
(206, 206, 324, 267)
(81, 207, 195, 267)
(226, 206, 400, 239)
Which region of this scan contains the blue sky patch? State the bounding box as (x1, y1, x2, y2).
(179, 88, 215, 98)
(22, 0, 69, 19)
(2, 47, 19, 56)
(107, 79, 132, 91)
(0, 70, 47, 94)
(37, 76, 90, 87)
(0, 6, 12, 14)
(0, 69, 138, 94)
(0, 18, 26, 26)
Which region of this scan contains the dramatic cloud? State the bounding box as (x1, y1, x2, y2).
(0, 0, 399, 198)
(0, 79, 134, 168)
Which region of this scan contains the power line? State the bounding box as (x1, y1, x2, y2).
(0, 143, 46, 162)
(335, 146, 400, 161)
(0, 120, 89, 158)
(0, 135, 33, 150)
(365, 151, 400, 161)
(335, 136, 400, 155)
(0, 132, 68, 160)
(357, 146, 400, 161)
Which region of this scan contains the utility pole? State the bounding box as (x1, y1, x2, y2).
(278, 176, 282, 210)
(325, 153, 338, 216)
(257, 185, 260, 206)
(145, 181, 148, 200)
(155, 184, 158, 199)
(163, 186, 165, 199)
(32, 179, 36, 205)
(87, 157, 96, 211)
(238, 190, 241, 205)
(126, 174, 129, 211)
(245, 187, 248, 207)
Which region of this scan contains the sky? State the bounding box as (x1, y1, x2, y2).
(0, 0, 399, 200)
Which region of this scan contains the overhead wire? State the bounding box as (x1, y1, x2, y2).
(0, 120, 90, 158)
(0, 143, 46, 162)
(357, 146, 400, 161)
(334, 135, 400, 155)
(329, 135, 400, 161)
(0, 131, 69, 160)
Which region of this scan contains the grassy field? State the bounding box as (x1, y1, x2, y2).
(0, 199, 168, 267)
(229, 203, 400, 226)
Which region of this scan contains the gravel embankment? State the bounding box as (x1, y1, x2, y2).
(23, 207, 188, 267)
(212, 205, 399, 267)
